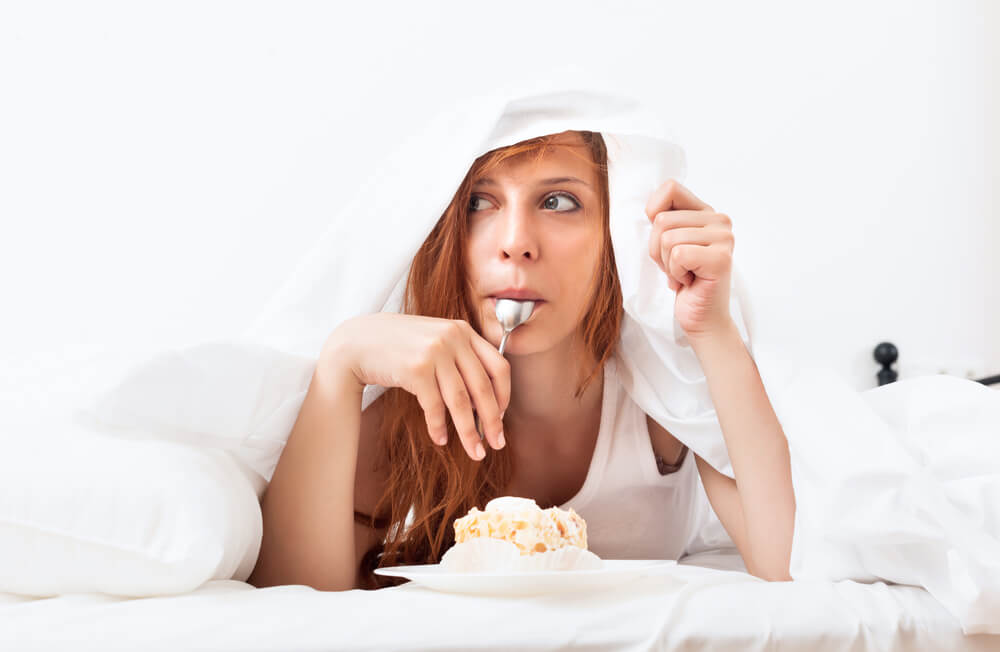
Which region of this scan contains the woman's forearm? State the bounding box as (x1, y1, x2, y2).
(248, 349, 366, 591)
(690, 321, 796, 580)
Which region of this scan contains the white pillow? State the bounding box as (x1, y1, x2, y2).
(0, 412, 263, 597)
(85, 339, 314, 484)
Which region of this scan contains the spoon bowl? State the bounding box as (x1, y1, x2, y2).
(495, 299, 536, 355)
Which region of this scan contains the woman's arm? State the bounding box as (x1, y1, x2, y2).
(689, 320, 796, 581)
(247, 345, 371, 592)
(247, 313, 511, 591)
(642, 179, 794, 580)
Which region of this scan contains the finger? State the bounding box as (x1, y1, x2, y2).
(669, 243, 730, 284)
(454, 343, 505, 451)
(647, 211, 706, 273)
(650, 209, 716, 233)
(456, 320, 510, 432)
(436, 362, 485, 461)
(653, 226, 715, 284)
(668, 244, 701, 287)
(644, 179, 713, 221)
(459, 320, 511, 413)
(649, 211, 701, 274)
(411, 371, 449, 446)
(467, 335, 511, 446)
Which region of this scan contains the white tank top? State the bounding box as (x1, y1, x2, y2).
(558, 354, 729, 560)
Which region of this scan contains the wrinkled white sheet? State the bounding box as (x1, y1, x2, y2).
(760, 361, 1000, 634)
(1, 551, 995, 651)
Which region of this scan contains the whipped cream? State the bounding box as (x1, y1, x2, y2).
(484, 496, 541, 512)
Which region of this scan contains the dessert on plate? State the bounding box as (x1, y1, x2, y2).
(441, 496, 602, 572)
(453, 496, 588, 554)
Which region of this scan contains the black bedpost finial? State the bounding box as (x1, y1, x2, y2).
(874, 341, 898, 386)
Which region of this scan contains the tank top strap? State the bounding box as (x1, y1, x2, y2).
(558, 357, 619, 510)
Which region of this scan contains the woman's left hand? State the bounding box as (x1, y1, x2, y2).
(645, 179, 735, 340)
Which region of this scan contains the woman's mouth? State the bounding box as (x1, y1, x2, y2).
(489, 297, 546, 309)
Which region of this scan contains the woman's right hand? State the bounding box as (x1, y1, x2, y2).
(322, 313, 510, 460)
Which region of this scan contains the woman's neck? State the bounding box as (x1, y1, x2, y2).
(503, 337, 605, 455)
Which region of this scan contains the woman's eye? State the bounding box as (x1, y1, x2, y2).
(469, 195, 493, 212)
(470, 192, 580, 213)
(543, 193, 580, 212)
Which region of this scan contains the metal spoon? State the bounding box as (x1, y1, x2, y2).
(495, 298, 536, 355)
(475, 298, 536, 441)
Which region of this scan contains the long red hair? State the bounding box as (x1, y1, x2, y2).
(361, 130, 623, 586)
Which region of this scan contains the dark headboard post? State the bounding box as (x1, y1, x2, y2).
(873, 341, 999, 387)
(874, 341, 899, 386)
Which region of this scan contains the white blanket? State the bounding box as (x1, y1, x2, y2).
(2, 552, 995, 651)
(70, 86, 1000, 633)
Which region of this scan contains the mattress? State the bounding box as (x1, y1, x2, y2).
(2, 550, 996, 651)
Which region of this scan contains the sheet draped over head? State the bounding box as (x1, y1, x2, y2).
(87, 88, 759, 481)
(76, 87, 1000, 634)
(241, 87, 757, 479)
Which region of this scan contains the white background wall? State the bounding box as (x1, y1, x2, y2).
(986, 0, 1000, 382)
(1, 0, 996, 409)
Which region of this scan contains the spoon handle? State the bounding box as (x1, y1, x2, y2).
(498, 330, 512, 356)
(476, 328, 514, 441)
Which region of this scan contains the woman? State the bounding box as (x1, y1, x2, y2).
(247, 128, 795, 591)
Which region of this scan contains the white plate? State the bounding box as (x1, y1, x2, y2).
(374, 559, 677, 596)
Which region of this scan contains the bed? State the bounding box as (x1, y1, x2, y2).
(1, 344, 997, 651)
(2, 549, 996, 651)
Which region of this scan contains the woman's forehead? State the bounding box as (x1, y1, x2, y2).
(476, 134, 596, 185)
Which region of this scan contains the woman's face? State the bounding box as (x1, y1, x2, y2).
(464, 131, 604, 355)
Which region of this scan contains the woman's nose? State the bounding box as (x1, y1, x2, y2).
(499, 209, 538, 261)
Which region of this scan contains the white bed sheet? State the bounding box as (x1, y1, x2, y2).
(1, 551, 996, 651)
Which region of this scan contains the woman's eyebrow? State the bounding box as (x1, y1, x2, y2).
(473, 176, 592, 189)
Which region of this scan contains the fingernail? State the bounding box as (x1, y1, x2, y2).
(497, 431, 506, 448)
(475, 443, 486, 460)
